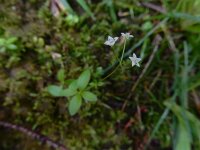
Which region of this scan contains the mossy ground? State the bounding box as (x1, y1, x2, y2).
(0, 0, 200, 150)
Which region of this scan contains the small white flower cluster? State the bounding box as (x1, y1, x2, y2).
(104, 32, 134, 47)
(129, 53, 141, 67)
(104, 32, 141, 67)
(121, 33, 134, 40)
(104, 36, 119, 47)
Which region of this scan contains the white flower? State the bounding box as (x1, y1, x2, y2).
(129, 53, 141, 67)
(121, 32, 134, 40)
(104, 36, 119, 47)
(51, 52, 62, 60)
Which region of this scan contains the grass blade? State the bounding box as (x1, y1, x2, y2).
(106, 0, 117, 22)
(60, 0, 75, 14)
(76, 0, 95, 20)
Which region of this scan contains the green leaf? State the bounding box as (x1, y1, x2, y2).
(82, 91, 97, 102)
(0, 38, 5, 45)
(7, 44, 17, 50)
(164, 101, 195, 150)
(60, 0, 75, 14)
(0, 47, 5, 53)
(57, 69, 65, 83)
(76, 0, 95, 20)
(77, 69, 91, 89)
(68, 95, 82, 116)
(61, 88, 77, 97)
(176, 124, 191, 150)
(7, 37, 17, 44)
(47, 85, 63, 97)
(106, 0, 117, 22)
(65, 14, 79, 26)
(142, 21, 153, 31)
(69, 80, 78, 90)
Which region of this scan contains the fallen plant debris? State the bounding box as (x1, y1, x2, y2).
(0, 121, 68, 150)
(0, 0, 200, 149)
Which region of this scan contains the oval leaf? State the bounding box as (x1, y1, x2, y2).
(7, 37, 17, 43)
(57, 69, 65, 83)
(69, 80, 78, 90)
(7, 44, 17, 50)
(68, 95, 82, 116)
(77, 69, 91, 89)
(82, 91, 97, 102)
(61, 88, 77, 97)
(47, 85, 62, 97)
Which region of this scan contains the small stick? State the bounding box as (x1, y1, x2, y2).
(128, 35, 162, 98)
(149, 70, 162, 90)
(0, 121, 68, 150)
(140, 2, 166, 14)
(122, 35, 162, 111)
(192, 91, 200, 115)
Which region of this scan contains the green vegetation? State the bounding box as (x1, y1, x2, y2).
(0, 0, 200, 149)
(48, 69, 97, 115)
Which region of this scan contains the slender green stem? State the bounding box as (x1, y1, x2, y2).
(120, 39, 126, 65)
(102, 64, 119, 80)
(102, 18, 169, 76)
(113, 49, 121, 62)
(102, 39, 127, 80)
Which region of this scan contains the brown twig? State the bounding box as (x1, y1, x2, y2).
(149, 70, 162, 90)
(161, 25, 178, 52)
(122, 35, 162, 111)
(129, 35, 162, 97)
(0, 121, 68, 150)
(140, 2, 166, 14)
(192, 91, 200, 115)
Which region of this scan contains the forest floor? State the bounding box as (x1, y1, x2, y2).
(0, 0, 200, 150)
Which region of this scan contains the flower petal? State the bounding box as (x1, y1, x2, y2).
(129, 53, 141, 67)
(104, 36, 118, 47)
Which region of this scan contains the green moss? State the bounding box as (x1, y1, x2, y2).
(0, 0, 200, 149)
